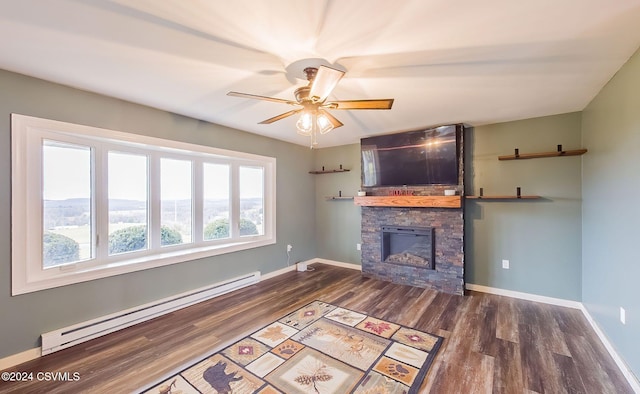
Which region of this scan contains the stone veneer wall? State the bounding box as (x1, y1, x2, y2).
(360, 124, 465, 295)
(361, 207, 464, 294)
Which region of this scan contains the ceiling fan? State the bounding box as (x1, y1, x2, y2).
(227, 65, 394, 147)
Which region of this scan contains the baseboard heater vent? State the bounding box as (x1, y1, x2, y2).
(41, 271, 261, 356)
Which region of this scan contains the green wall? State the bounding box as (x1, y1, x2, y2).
(313, 144, 362, 264)
(0, 69, 317, 358)
(313, 114, 584, 301)
(466, 113, 583, 300)
(582, 48, 640, 375)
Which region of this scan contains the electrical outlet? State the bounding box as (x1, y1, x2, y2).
(502, 259, 510, 269)
(287, 244, 292, 252)
(620, 307, 626, 325)
(356, 243, 361, 251)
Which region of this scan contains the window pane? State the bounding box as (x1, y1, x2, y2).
(108, 152, 148, 255)
(203, 163, 230, 240)
(239, 166, 264, 236)
(161, 158, 192, 245)
(42, 140, 93, 268)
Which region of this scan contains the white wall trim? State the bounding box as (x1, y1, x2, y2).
(0, 347, 40, 371)
(260, 263, 297, 281)
(310, 258, 362, 271)
(465, 283, 582, 309)
(467, 283, 639, 392)
(579, 304, 640, 393)
(260, 258, 359, 279)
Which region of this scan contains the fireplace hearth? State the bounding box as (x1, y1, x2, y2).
(381, 226, 434, 269)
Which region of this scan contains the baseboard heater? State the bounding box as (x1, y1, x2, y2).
(41, 271, 261, 356)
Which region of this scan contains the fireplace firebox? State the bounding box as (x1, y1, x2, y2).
(381, 226, 435, 269)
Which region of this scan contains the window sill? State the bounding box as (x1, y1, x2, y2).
(13, 237, 275, 295)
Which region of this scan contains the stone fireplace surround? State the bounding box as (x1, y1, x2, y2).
(358, 124, 465, 295)
(361, 204, 464, 295)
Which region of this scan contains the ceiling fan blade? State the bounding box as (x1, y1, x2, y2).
(319, 110, 344, 129)
(309, 65, 345, 102)
(227, 91, 298, 106)
(326, 99, 394, 110)
(258, 109, 302, 124)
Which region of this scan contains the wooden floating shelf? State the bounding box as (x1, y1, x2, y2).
(466, 195, 541, 200)
(325, 196, 354, 200)
(309, 169, 351, 174)
(354, 195, 461, 208)
(498, 148, 587, 161)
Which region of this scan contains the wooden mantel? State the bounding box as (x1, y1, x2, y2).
(353, 195, 462, 208)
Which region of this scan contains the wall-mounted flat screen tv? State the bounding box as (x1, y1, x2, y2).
(361, 124, 460, 187)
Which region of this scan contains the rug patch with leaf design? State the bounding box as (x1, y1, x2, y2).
(142, 301, 443, 394)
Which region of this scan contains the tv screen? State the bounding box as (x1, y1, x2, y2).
(361, 125, 459, 187)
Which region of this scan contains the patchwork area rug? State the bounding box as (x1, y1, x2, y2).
(142, 301, 443, 394)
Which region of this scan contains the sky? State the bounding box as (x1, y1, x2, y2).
(43, 143, 264, 201)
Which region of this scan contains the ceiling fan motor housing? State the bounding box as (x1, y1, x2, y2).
(303, 67, 318, 82)
(294, 86, 311, 103)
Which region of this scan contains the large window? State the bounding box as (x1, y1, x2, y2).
(239, 166, 265, 236)
(108, 151, 149, 255)
(11, 114, 276, 295)
(203, 163, 230, 241)
(42, 140, 94, 267)
(160, 158, 193, 246)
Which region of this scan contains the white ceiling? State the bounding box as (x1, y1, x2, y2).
(1, 0, 640, 148)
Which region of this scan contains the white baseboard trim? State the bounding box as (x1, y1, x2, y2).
(260, 264, 297, 281)
(467, 283, 639, 392)
(261, 258, 328, 280)
(579, 304, 640, 393)
(465, 283, 582, 309)
(262, 258, 340, 280)
(0, 347, 40, 371)
(310, 258, 362, 271)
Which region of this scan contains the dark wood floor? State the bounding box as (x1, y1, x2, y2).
(0, 264, 633, 393)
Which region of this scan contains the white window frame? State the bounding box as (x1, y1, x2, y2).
(11, 114, 276, 295)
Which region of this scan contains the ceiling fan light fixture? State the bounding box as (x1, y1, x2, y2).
(296, 111, 334, 137)
(296, 112, 314, 136)
(317, 113, 334, 134)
